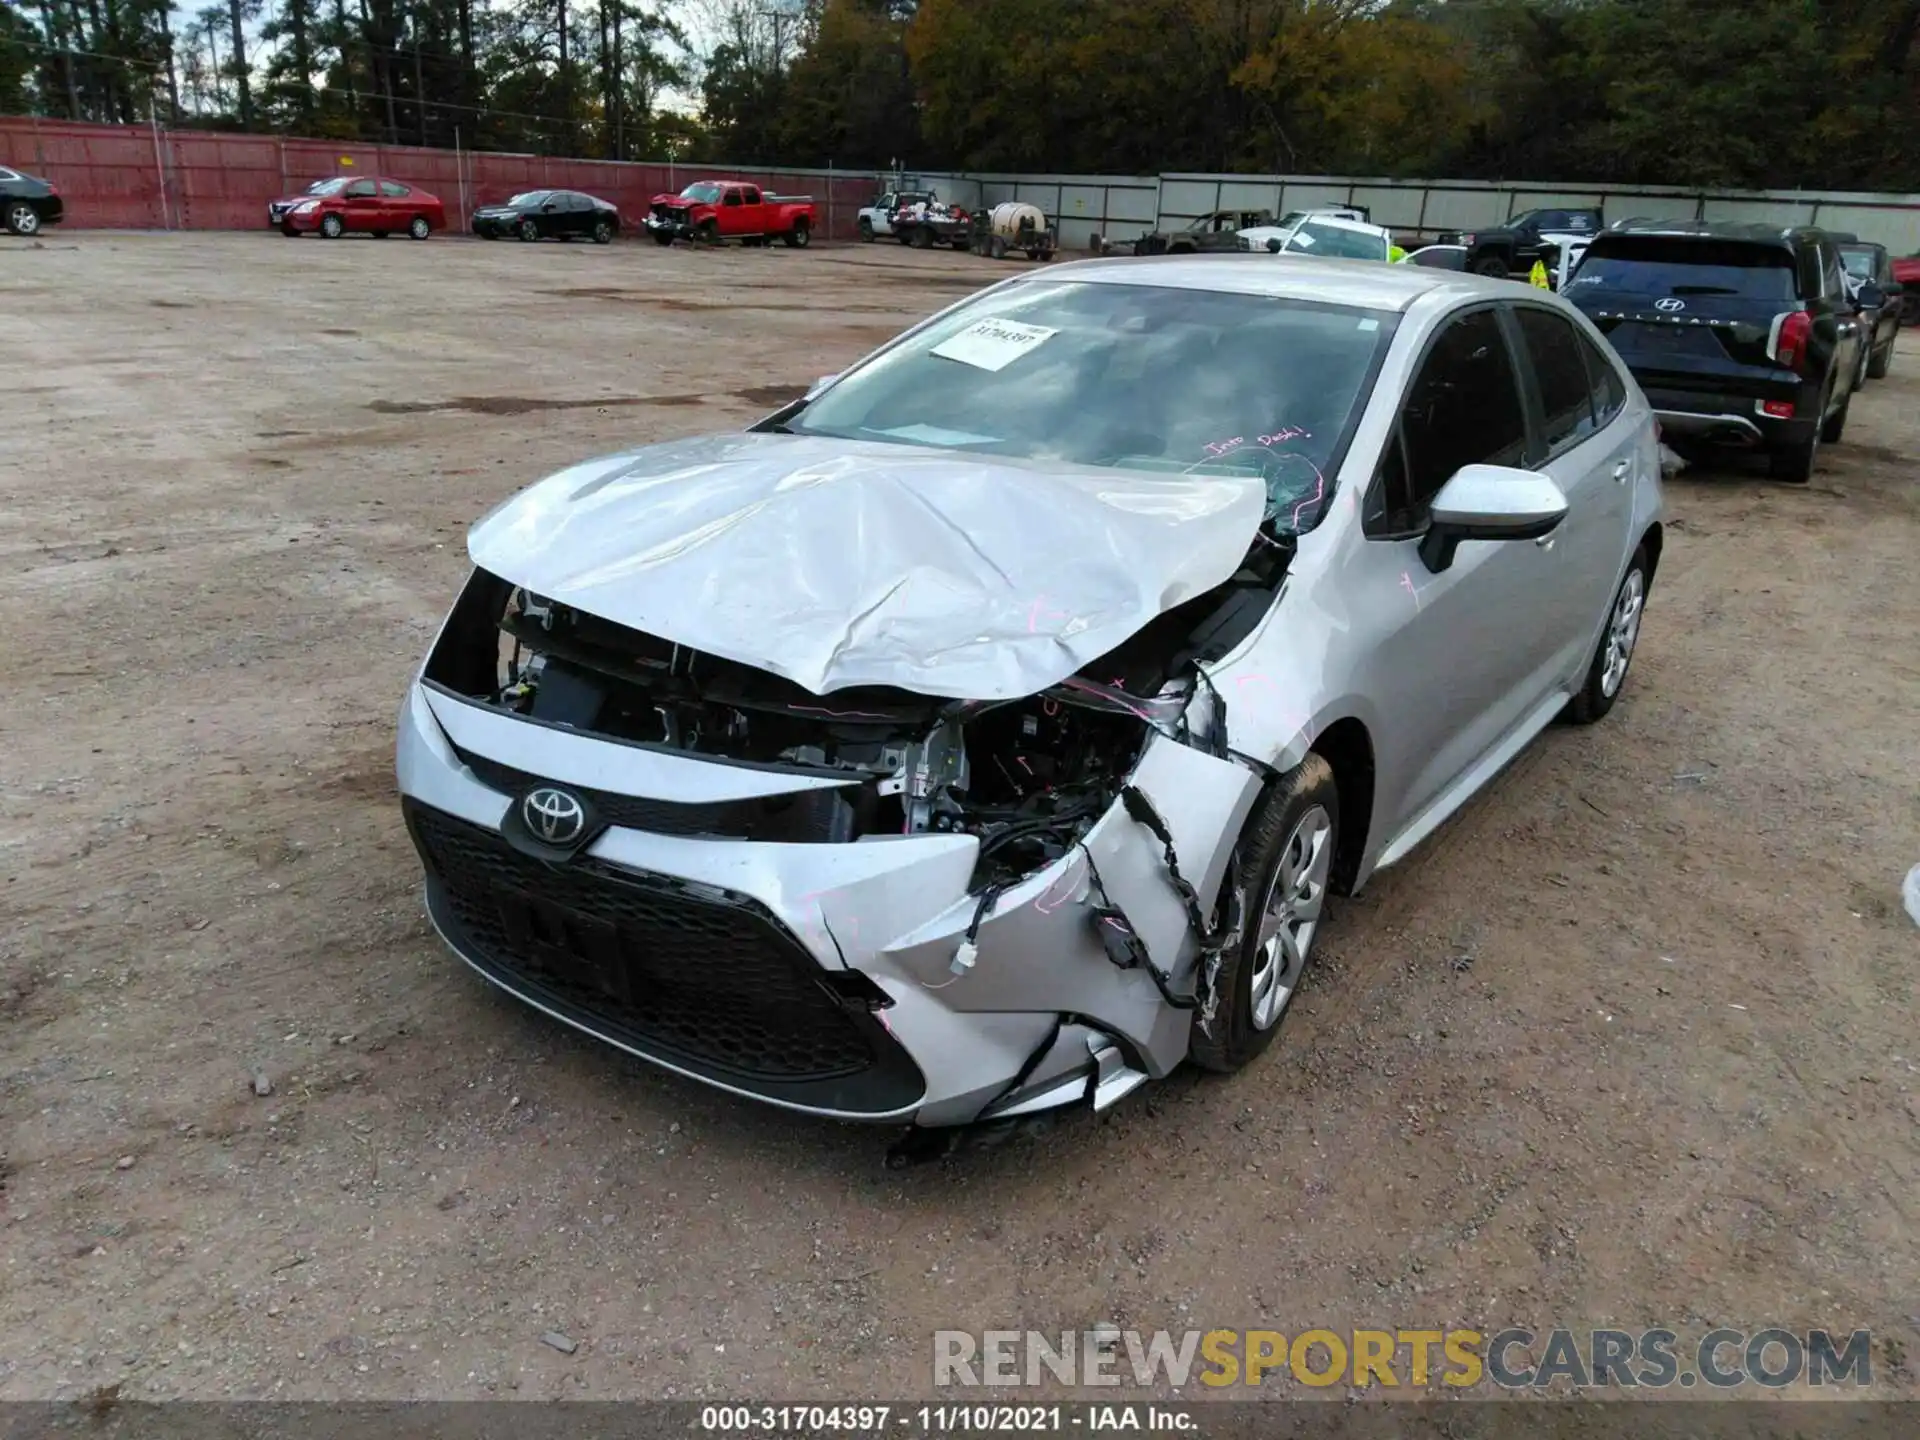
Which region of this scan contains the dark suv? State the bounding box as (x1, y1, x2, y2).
(1564, 221, 1865, 482)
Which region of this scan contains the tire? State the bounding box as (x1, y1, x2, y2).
(592, 220, 613, 245)
(1188, 753, 1339, 1075)
(909, 225, 932, 249)
(319, 213, 344, 239)
(1769, 381, 1828, 482)
(783, 218, 810, 248)
(5, 201, 40, 236)
(1868, 337, 1893, 380)
(409, 216, 431, 240)
(1563, 546, 1650, 725)
(1473, 254, 1508, 278)
(858, 217, 875, 243)
(1820, 385, 1851, 444)
(990, 236, 1008, 260)
(518, 219, 539, 243)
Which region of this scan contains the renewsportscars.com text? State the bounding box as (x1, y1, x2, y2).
(933, 1327, 1873, 1390)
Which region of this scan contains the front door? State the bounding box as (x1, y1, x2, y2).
(1354, 305, 1556, 835)
(342, 178, 381, 231)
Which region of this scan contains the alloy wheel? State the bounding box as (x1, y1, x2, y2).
(1247, 805, 1333, 1030)
(1600, 568, 1644, 698)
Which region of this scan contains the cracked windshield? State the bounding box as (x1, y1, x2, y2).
(790, 281, 1395, 535)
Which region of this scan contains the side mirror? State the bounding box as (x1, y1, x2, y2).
(805, 373, 839, 400)
(1858, 281, 1886, 308)
(1264, 237, 1282, 253)
(1419, 465, 1568, 574)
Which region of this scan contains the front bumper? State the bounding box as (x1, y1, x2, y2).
(396, 681, 1258, 1127)
(644, 214, 696, 241)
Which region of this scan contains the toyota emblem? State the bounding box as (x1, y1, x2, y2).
(1654, 297, 1686, 313)
(522, 787, 587, 845)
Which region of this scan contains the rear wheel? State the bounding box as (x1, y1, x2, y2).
(319, 213, 345, 239)
(909, 225, 932, 249)
(409, 216, 431, 240)
(518, 218, 540, 242)
(592, 220, 613, 245)
(858, 217, 875, 242)
(1473, 254, 1508, 277)
(1189, 754, 1339, 1075)
(1769, 385, 1826, 483)
(1564, 547, 1649, 725)
(990, 236, 1008, 259)
(5, 201, 40, 235)
(1868, 335, 1894, 379)
(783, 217, 810, 248)
(1820, 385, 1852, 444)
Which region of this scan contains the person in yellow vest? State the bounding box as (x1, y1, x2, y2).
(1388, 242, 1408, 264)
(1528, 257, 1552, 289)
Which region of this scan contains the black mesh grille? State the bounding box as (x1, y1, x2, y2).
(405, 803, 914, 1098)
(455, 749, 856, 842)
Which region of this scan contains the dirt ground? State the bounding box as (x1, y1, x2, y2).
(1, 231, 1916, 1404)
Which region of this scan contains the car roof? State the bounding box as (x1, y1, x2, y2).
(1040, 252, 1525, 312)
(1602, 218, 1825, 249)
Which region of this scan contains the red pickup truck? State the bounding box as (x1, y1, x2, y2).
(645, 180, 816, 248)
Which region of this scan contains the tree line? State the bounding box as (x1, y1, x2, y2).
(5, 0, 1919, 190)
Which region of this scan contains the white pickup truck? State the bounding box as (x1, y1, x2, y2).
(856, 189, 936, 242)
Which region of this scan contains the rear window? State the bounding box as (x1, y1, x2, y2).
(1570, 238, 1799, 301)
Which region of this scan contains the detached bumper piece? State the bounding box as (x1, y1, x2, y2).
(403, 801, 924, 1116)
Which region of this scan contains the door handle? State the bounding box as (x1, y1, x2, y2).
(1611, 459, 1631, 483)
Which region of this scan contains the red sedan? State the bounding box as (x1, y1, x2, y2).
(274, 177, 446, 239)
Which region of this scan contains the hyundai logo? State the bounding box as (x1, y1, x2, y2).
(1654, 297, 1687, 313)
(521, 787, 587, 845)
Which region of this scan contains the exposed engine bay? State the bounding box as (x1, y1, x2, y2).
(424, 548, 1287, 887)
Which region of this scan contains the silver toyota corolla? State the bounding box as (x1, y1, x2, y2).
(396, 254, 1664, 1147)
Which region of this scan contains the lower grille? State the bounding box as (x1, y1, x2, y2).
(404, 802, 922, 1113)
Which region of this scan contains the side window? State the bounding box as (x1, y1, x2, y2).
(723, 188, 743, 208)
(1514, 307, 1598, 455)
(380, 181, 408, 198)
(1577, 328, 1628, 428)
(346, 179, 376, 198)
(1367, 309, 1527, 535)
(742, 186, 761, 205)
(1826, 244, 1847, 300)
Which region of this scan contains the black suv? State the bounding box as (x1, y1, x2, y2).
(1564, 221, 1865, 482)
(1439, 207, 1603, 277)
(1836, 241, 1903, 381)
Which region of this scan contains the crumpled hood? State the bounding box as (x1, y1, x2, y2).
(467, 433, 1264, 701)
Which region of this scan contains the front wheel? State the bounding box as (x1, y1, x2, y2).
(1189, 754, 1339, 1074)
(696, 219, 718, 245)
(1564, 547, 1649, 724)
(783, 218, 810, 248)
(1473, 255, 1509, 277)
(319, 213, 345, 239)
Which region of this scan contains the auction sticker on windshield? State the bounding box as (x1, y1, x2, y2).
(931, 319, 1058, 372)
